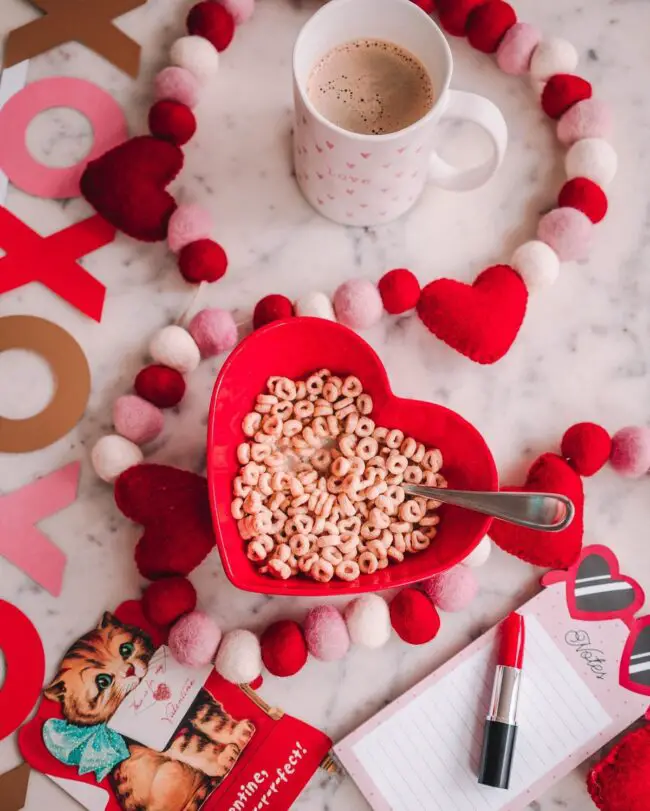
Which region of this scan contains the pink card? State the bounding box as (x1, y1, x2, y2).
(335, 544, 650, 811)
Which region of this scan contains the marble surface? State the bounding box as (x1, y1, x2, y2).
(1, 0, 650, 808)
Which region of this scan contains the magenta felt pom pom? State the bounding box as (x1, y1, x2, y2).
(220, 0, 255, 25)
(168, 204, 212, 254)
(537, 207, 593, 261)
(113, 395, 164, 445)
(420, 567, 479, 612)
(188, 308, 238, 357)
(333, 278, 383, 330)
(303, 605, 350, 661)
(557, 99, 613, 147)
(169, 611, 222, 667)
(154, 67, 200, 109)
(496, 22, 541, 74)
(610, 427, 650, 479)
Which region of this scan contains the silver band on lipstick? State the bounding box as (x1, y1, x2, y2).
(487, 666, 522, 726)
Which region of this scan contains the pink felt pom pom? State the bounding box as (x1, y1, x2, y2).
(168, 204, 212, 254)
(333, 278, 383, 330)
(609, 427, 650, 479)
(154, 67, 200, 109)
(537, 207, 593, 261)
(220, 0, 255, 25)
(557, 98, 614, 147)
(113, 395, 164, 445)
(496, 22, 541, 74)
(420, 566, 479, 612)
(188, 308, 238, 357)
(303, 605, 350, 661)
(169, 611, 222, 667)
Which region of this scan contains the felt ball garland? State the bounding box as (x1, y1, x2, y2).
(78, 0, 617, 368)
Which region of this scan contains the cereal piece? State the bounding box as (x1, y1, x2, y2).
(390, 521, 410, 534)
(243, 413, 262, 437)
(386, 473, 404, 486)
(354, 416, 374, 437)
(243, 491, 263, 514)
(262, 415, 283, 436)
(295, 380, 307, 399)
(299, 552, 319, 573)
(436, 474, 448, 488)
(344, 412, 359, 434)
(356, 393, 373, 415)
(336, 560, 360, 581)
(369, 508, 390, 529)
(386, 484, 405, 504)
(311, 416, 329, 438)
(327, 415, 341, 436)
(338, 534, 359, 555)
(247, 541, 268, 562)
(268, 559, 291, 579)
(342, 376, 363, 397)
(250, 443, 271, 463)
(311, 558, 334, 582)
(283, 419, 303, 438)
(337, 493, 356, 517)
(266, 376, 281, 392)
(231, 498, 244, 519)
(272, 400, 293, 419)
(339, 434, 358, 457)
(241, 462, 261, 485)
(265, 452, 285, 468)
(322, 546, 343, 566)
(403, 465, 423, 484)
(334, 396, 355, 413)
(386, 429, 404, 449)
(338, 516, 362, 535)
(294, 400, 315, 420)
(399, 500, 423, 523)
(420, 514, 441, 527)
(411, 442, 425, 463)
(331, 456, 351, 477)
(323, 380, 340, 403)
(306, 375, 324, 395)
(233, 477, 250, 498)
(317, 534, 341, 548)
(366, 539, 388, 560)
(313, 398, 334, 416)
(358, 551, 378, 574)
(374, 494, 395, 514)
(294, 514, 314, 534)
(423, 449, 443, 472)
(275, 378, 297, 400)
(401, 437, 417, 459)
(273, 543, 292, 562)
(393, 532, 406, 553)
(373, 426, 388, 442)
(290, 533, 311, 557)
(387, 547, 404, 563)
(360, 521, 382, 541)
(357, 436, 379, 461)
(257, 472, 273, 496)
(348, 456, 365, 476)
(410, 530, 430, 552)
(237, 443, 251, 465)
(386, 454, 408, 476)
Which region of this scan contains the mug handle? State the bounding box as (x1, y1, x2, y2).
(428, 90, 508, 191)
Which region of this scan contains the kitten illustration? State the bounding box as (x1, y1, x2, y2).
(44, 613, 255, 811)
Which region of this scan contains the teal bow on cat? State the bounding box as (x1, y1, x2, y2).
(43, 718, 130, 782)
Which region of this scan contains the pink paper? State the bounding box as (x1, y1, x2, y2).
(0, 461, 80, 595)
(0, 77, 127, 199)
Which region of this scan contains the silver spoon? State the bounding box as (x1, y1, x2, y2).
(403, 485, 575, 532)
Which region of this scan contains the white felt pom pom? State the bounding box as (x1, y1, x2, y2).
(511, 240, 560, 291)
(343, 594, 391, 649)
(461, 535, 492, 568)
(170, 36, 220, 83)
(149, 326, 201, 373)
(530, 38, 578, 83)
(214, 630, 262, 684)
(294, 291, 336, 320)
(565, 138, 618, 188)
(91, 435, 143, 483)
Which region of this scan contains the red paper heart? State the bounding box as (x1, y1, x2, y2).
(115, 464, 214, 580)
(489, 453, 584, 569)
(416, 265, 528, 364)
(81, 136, 183, 242)
(588, 724, 650, 811)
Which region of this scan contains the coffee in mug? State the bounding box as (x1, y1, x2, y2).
(306, 38, 435, 136)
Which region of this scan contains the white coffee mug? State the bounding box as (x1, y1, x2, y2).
(292, 0, 508, 226)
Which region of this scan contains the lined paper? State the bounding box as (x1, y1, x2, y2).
(351, 616, 611, 811)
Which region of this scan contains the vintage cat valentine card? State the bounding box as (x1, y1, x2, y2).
(19, 602, 332, 811)
(335, 544, 650, 811)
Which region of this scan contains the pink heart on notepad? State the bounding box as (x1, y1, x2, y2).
(153, 684, 172, 702)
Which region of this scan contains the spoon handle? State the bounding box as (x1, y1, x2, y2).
(403, 486, 575, 533)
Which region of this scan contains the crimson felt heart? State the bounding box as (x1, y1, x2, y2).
(587, 724, 650, 811)
(416, 265, 528, 365)
(115, 464, 214, 580)
(81, 136, 184, 242)
(489, 453, 584, 569)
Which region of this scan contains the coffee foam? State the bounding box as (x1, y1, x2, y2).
(307, 38, 434, 135)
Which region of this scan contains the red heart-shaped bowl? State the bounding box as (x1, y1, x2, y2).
(207, 318, 498, 595)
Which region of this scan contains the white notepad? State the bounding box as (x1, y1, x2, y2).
(336, 550, 649, 811)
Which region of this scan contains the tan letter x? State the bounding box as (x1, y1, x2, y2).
(4, 0, 147, 77)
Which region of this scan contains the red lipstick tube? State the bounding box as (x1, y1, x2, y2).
(478, 612, 525, 790)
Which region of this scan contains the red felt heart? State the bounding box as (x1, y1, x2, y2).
(489, 453, 584, 569)
(115, 464, 214, 580)
(416, 265, 528, 364)
(588, 724, 650, 811)
(81, 136, 183, 242)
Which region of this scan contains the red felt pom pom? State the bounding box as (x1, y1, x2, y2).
(135, 364, 186, 408)
(187, 1, 235, 52)
(466, 0, 517, 53)
(142, 577, 197, 627)
(561, 422, 612, 477)
(541, 74, 593, 120)
(253, 295, 294, 330)
(389, 588, 441, 645)
(437, 0, 487, 36)
(178, 239, 229, 284)
(558, 177, 608, 224)
(588, 724, 650, 811)
(148, 100, 197, 146)
(378, 268, 421, 314)
(260, 620, 308, 677)
(409, 0, 435, 12)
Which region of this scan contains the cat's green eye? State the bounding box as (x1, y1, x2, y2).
(119, 642, 135, 659)
(96, 673, 114, 692)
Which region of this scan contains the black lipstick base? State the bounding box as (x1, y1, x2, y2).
(478, 720, 518, 790)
